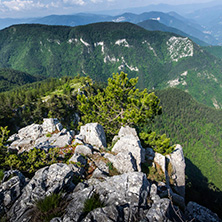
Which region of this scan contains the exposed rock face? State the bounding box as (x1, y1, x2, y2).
(154, 152, 166, 174)
(77, 123, 106, 149)
(186, 201, 221, 222)
(167, 144, 186, 198)
(3, 123, 220, 222)
(8, 118, 74, 152)
(112, 126, 145, 171)
(62, 172, 150, 222)
(8, 163, 74, 222)
(0, 170, 28, 215)
(104, 152, 137, 173)
(146, 198, 171, 221)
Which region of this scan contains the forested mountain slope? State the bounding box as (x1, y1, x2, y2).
(151, 87, 222, 216)
(0, 68, 40, 92)
(0, 22, 222, 108)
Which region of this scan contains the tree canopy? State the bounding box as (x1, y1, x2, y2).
(77, 72, 162, 140)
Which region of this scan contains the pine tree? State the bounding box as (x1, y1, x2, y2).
(77, 72, 162, 140)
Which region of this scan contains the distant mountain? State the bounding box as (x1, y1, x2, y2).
(31, 13, 113, 27)
(0, 22, 222, 108)
(101, 1, 222, 16)
(137, 19, 208, 46)
(186, 5, 222, 44)
(0, 11, 217, 46)
(112, 11, 218, 45)
(0, 18, 35, 30)
(0, 68, 40, 92)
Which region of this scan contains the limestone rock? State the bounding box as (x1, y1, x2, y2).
(185, 201, 221, 222)
(95, 172, 149, 207)
(78, 123, 106, 149)
(154, 152, 166, 174)
(68, 153, 87, 166)
(167, 144, 185, 198)
(62, 186, 94, 222)
(8, 163, 74, 222)
(118, 125, 139, 139)
(112, 126, 145, 171)
(0, 170, 27, 215)
(104, 151, 137, 173)
(75, 145, 92, 156)
(42, 118, 60, 133)
(8, 118, 74, 152)
(146, 198, 171, 222)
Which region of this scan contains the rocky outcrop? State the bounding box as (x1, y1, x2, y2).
(2, 122, 220, 222)
(76, 123, 106, 149)
(167, 144, 186, 198)
(186, 201, 221, 222)
(8, 118, 74, 152)
(112, 126, 145, 172)
(104, 152, 137, 173)
(7, 163, 74, 222)
(0, 170, 28, 216)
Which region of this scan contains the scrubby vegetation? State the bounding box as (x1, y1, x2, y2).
(83, 193, 105, 214)
(34, 193, 66, 222)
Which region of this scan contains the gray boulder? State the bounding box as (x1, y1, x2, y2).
(0, 170, 27, 215)
(112, 126, 145, 172)
(75, 145, 92, 156)
(185, 201, 221, 222)
(118, 125, 139, 139)
(68, 153, 87, 166)
(146, 198, 171, 222)
(104, 152, 137, 173)
(42, 118, 61, 133)
(9, 119, 74, 152)
(154, 152, 166, 174)
(166, 144, 186, 198)
(95, 172, 149, 207)
(78, 123, 106, 149)
(8, 163, 74, 222)
(62, 186, 94, 222)
(17, 123, 43, 140)
(82, 205, 120, 222)
(62, 172, 149, 222)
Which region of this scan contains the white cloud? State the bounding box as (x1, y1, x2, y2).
(63, 0, 85, 5)
(1, 0, 47, 11)
(90, 0, 103, 3)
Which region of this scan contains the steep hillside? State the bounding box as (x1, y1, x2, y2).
(0, 68, 40, 92)
(203, 46, 222, 59)
(0, 22, 222, 108)
(151, 87, 222, 215)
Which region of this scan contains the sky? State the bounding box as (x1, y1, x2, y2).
(0, 0, 215, 18)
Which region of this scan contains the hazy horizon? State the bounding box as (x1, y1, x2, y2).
(0, 0, 218, 18)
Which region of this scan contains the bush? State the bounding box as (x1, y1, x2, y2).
(139, 131, 174, 155)
(83, 193, 104, 214)
(0, 169, 4, 183)
(34, 193, 65, 222)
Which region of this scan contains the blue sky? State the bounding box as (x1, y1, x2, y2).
(0, 0, 214, 18)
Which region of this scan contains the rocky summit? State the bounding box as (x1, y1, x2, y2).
(0, 119, 220, 221)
